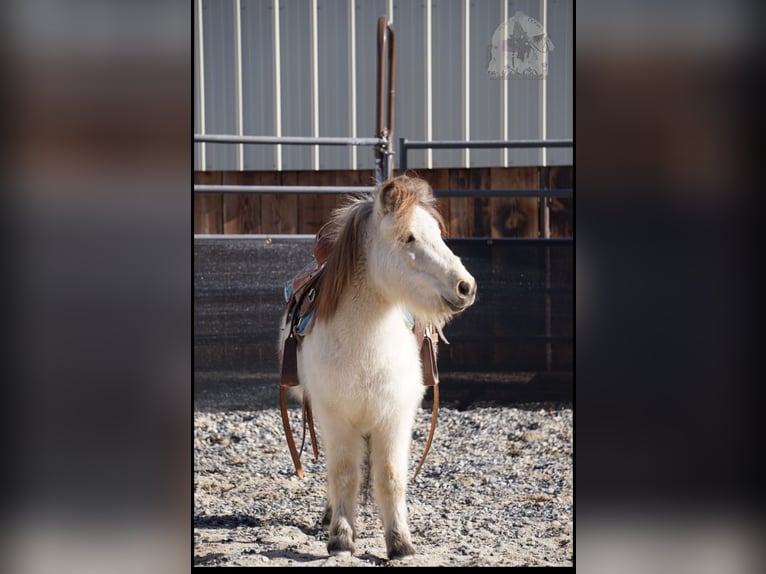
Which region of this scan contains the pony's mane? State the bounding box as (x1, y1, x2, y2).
(314, 175, 444, 322)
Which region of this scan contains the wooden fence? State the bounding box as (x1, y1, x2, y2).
(194, 166, 573, 238)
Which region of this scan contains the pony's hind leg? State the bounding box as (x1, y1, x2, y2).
(322, 425, 365, 556)
(321, 503, 332, 529)
(369, 425, 416, 560)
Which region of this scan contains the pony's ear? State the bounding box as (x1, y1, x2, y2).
(376, 176, 416, 216)
(376, 179, 401, 215)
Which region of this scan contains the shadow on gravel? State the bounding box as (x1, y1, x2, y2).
(262, 548, 327, 563)
(194, 552, 227, 566)
(194, 372, 572, 412)
(357, 552, 387, 565)
(194, 514, 263, 529)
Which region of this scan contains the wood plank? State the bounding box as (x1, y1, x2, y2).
(222, 172, 263, 234)
(335, 168, 377, 189)
(297, 171, 339, 234)
(447, 169, 474, 238)
(318, 171, 342, 230)
(488, 167, 540, 238)
(471, 168, 492, 237)
(194, 171, 222, 234)
(430, 169, 451, 236)
(547, 166, 573, 238)
(259, 172, 298, 234)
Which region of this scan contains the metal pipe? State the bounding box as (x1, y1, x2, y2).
(196, 0, 206, 169)
(403, 138, 572, 149)
(432, 188, 572, 198)
(193, 185, 572, 198)
(398, 138, 572, 169)
(442, 237, 572, 246)
(273, 0, 282, 169)
(375, 16, 395, 182)
(194, 134, 383, 146)
(310, 0, 319, 169)
(234, 0, 244, 170)
(348, 0, 357, 169)
(501, 0, 508, 167)
(425, 1, 432, 169)
(194, 185, 376, 194)
(399, 137, 408, 175)
(462, 0, 470, 168)
(540, 0, 548, 169)
(387, 21, 396, 172)
(193, 234, 573, 246)
(376, 17, 386, 142)
(194, 233, 317, 240)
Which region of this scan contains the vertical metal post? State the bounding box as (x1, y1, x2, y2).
(462, 0, 470, 168)
(540, 0, 551, 371)
(310, 0, 320, 170)
(375, 16, 395, 182)
(387, 20, 395, 180)
(348, 0, 357, 169)
(196, 0, 206, 169)
(375, 17, 386, 183)
(399, 138, 408, 175)
(273, 0, 282, 170)
(425, 0, 433, 169)
(501, 0, 508, 167)
(539, 0, 548, 169)
(541, 165, 552, 372)
(234, 0, 244, 170)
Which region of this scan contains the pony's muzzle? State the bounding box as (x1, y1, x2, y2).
(455, 276, 477, 307)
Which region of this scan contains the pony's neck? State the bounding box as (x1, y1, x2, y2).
(337, 266, 400, 325)
(335, 234, 405, 327)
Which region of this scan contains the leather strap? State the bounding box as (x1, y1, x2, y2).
(279, 383, 304, 479)
(413, 332, 440, 479)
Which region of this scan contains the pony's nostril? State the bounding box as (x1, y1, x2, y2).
(457, 280, 472, 297)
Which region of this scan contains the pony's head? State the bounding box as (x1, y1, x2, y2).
(315, 175, 476, 327)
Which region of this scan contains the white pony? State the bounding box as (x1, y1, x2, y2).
(278, 175, 476, 559)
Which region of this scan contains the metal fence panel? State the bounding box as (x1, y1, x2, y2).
(194, 236, 572, 381)
(546, 0, 574, 166)
(279, 0, 313, 170)
(194, 0, 573, 171)
(316, 0, 351, 170)
(241, 0, 277, 170)
(201, 0, 237, 170)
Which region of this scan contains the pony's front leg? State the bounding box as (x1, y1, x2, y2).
(322, 426, 364, 556)
(370, 423, 416, 560)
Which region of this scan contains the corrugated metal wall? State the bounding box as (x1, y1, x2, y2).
(194, 0, 572, 171)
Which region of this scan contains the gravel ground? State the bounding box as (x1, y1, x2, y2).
(194, 400, 572, 567)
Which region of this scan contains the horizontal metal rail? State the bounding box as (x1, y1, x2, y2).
(194, 134, 384, 146)
(399, 137, 573, 173)
(402, 138, 573, 150)
(194, 185, 376, 194)
(193, 234, 573, 246)
(432, 188, 572, 198)
(194, 185, 572, 198)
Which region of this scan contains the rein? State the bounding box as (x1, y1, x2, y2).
(279, 226, 441, 480)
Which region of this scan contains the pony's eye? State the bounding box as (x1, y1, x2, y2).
(406, 234, 415, 243)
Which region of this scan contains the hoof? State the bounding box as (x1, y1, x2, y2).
(327, 538, 355, 556)
(386, 539, 416, 560)
(328, 550, 352, 558)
